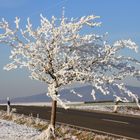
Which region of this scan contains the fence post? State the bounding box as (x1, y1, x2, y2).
(7, 97, 11, 115)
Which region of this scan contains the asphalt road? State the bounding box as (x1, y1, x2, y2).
(0, 105, 140, 139)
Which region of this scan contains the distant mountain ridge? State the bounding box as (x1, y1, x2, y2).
(0, 85, 140, 104)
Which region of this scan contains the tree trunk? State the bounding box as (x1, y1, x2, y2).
(113, 101, 119, 113)
(38, 100, 57, 139)
(50, 100, 57, 128)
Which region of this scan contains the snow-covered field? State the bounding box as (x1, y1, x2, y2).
(0, 102, 83, 107)
(1, 101, 139, 116)
(0, 119, 40, 140)
(71, 103, 140, 116)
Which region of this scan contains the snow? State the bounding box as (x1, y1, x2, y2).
(72, 103, 140, 116)
(0, 119, 40, 140)
(0, 102, 84, 107)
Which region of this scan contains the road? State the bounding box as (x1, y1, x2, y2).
(0, 105, 140, 139)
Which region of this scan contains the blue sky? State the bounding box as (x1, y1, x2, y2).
(0, 0, 140, 99)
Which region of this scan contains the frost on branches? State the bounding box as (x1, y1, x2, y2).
(0, 13, 140, 109)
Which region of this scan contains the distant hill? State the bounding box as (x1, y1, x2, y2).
(0, 85, 140, 104)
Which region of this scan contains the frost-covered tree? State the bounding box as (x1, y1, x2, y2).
(0, 12, 140, 139)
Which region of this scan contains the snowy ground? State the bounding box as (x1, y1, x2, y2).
(1, 101, 139, 116)
(1, 102, 139, 116)
(0, 119, 40, 140)
(70, 102, 140, 116)
(0, 102, 83, 107)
